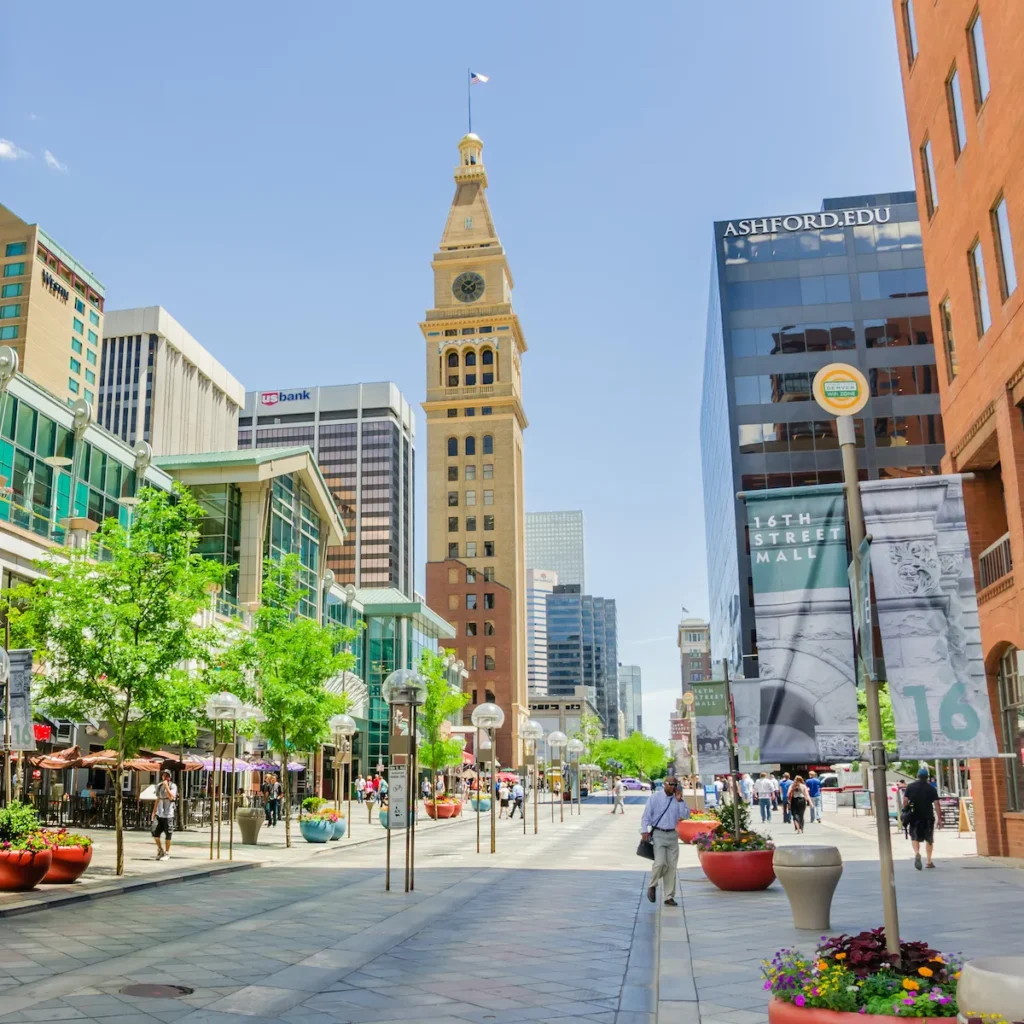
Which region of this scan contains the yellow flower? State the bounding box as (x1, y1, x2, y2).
(930, 955, 944, 964)
(954, 971, 961, 979)
(903, 978, 920, 991)
(918, 966, 933, 978)
(834, 952, 847, 960)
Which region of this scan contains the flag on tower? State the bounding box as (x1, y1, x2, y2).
(470, 71, 489, 85)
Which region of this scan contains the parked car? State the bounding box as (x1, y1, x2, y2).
(619, 777, 649, 791)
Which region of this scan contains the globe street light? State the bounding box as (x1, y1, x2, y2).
(547, 730, 568, 823)
(204, 692, 244, 861)
(567, 738, 585, 816)
(522, 719, 545, 835)
(382, 669, 426, 893)
(330, 712, 358, 839)
(471, 702, 505, 855)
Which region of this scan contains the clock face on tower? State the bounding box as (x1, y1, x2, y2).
(452, 271, 485, 303)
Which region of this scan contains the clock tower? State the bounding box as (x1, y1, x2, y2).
(422, 134, 528, 768)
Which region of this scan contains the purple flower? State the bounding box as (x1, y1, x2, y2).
(794, 995, 805, 1008)
(903, 998, 915, 1006)
(858, 1010, 867, 1016)
(764, 981, 771, 991)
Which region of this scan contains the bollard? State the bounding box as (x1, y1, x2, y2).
(773, 846, 843, 930)
(957, 957, 1024, 1018)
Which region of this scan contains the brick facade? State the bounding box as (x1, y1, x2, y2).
(893, 0, 1024, 855)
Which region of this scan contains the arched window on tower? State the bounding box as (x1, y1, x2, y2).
(481, 348, 494, 384)
(447, 437, 458, 458)
(465, 436, 477, 456)
(481, 349, 493, 365)
(483, 435, 493, 455)
(448, 352, 459, 367)
(464, 351, 477, 366)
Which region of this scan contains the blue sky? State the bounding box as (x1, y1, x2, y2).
(1, 2, 915, 744)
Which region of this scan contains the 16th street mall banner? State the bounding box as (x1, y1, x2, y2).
(744, 485, 860, 763)
(861, 475, 998, 758)
(692, 681, 730, 775)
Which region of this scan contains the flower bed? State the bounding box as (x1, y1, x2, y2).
(677, 814, 720, 844)
(424, 799, 462, 819)
(0, 804, 59, 890)
(762, 929, 961, 1017)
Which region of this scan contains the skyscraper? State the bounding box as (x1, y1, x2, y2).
(677, 617, 712, 690)
(238, 382, 415, 595)
(526, 568, 558, 694)
(421, 134, 529, 768)
(617, 663, 642, 735)
(525, 510, 585, 588)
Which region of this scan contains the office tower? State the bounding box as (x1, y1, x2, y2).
(0, 203, 105, 406)
(421, 134, 529, 768)
(100, 307, 244, 456)
(700, 192, 943, 677)
(546, 584, 619, 735)
(238, 382, 415, 595)
(525, 510, 585, 588)
(892, 0, 1022, 857)
(678, 617, 712, 690)
(617, 663, 643, 735)
(526, 568, 558, 693)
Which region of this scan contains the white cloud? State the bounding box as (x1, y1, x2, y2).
(43, 150, 67, 172)
(0, 139, 30, 161)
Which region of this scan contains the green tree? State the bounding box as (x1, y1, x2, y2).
(220, 553, 358, 847)
(571, 710, 605, 759)
(416, 649, 471, 817)
(5, 486, 224, 874)
(617, 732, 670, 780)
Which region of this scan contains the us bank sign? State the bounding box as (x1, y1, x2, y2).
(723, 207, 891, 237)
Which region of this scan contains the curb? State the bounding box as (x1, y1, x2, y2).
(617, 876, 659, 1024)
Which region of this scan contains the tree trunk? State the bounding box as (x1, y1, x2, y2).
(281, 728, 290, 848)
(114, 761, 124, 876)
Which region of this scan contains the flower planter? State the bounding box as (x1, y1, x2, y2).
(677, 819, 719, 844)
(0, 849, 53, 892)
(469, 798, 491, 813)
(424, 801, 462, 819)
(699, 849, 775, 891)
(379, 810, 417, 829)
(768, 998, 949, 1024)
(329, 819, 347, 840)
(41, 845, 92, 884)
(299, 818, 335, 843)
(235, 807, 264, 846)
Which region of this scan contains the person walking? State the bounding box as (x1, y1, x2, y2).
(788, 775, 809, 833)
(641, 776, 690, 907)
(806, 771, 822, 823)
(740, 773, 754, 805)
(421, 777, 431, 801)
(903, 766, 939, 869)
(498, 781, 510, 819)
(779, 772, 792, 824)
(510, 780, 524, 818)
(754, 772, 774, 822)
(262, 774, 281, 827)
(151, 769, 177, 860)
(355, 775, 365, 804)
(611, 776, 626, 815)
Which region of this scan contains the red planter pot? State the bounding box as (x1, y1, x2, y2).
(768, 998, 950, 1024)
(42, 845, 93, 884)
(699, 848, 776, 891)
(424, 801, 462, 819)
(677, 819, 720, 844)
(0, 849, 53, 891)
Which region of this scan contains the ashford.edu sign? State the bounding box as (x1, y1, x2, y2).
(723, 207, 891, 237)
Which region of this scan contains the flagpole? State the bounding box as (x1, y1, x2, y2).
(467, 68, 472, 134)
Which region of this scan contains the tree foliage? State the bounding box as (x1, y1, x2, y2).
(570, 710, 604, 759)
(589, 732, 669, 780)
(416, 650, 471, 810)
(4, 485, 225, 874)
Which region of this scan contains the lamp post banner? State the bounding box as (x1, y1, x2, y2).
(860, 475, 998, 757)
(731, 678, 761, 771)
(743, 485, 860, 763)
(692, 681, 729, 775)
(0, 650, 36, 751)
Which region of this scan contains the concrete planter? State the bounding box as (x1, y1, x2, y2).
(773, 846, 843, 930)
(957, 957, 1024, 1017)
(235, 807, 264, 845)
(424, 801, 461, 819)
(299, 818, 334, 843)
(328, 818, 347, 840)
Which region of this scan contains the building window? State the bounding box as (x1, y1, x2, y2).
(0, 326, 17, 341)
(86, 348, 96, 365)
(920, 139, 938, 217)
(483, 490, 494, 505)
(465, 350, 477, 366)
(447, 437, 458, 457)
(448, 516, 459, 532)
(483, 464, 493, 479)
(484, 620, 495, 635)
(484, 541, 495, 556)
(465, 465, 476, 480)
(85, 369, 95, 385)
(73, 318, 84, 334)
(947, 66, 968, 158)
(467, 594, 478, 610)
(465, 408, 476, 416)
(447, 408, 458, 418)
(465, 435, 476, 456)
(481, 405, 493, 414)
(968, 10, 991, 107)
(484, 515, 494, 530)
(448, 352, 459, 367)
(467, 622, 478, 636)
(87, 330, 98, 344)
(69, 357, 81, 374)
(448, 375, 459, 387)
(466, 569, 476, 583)
(3, 263, 25, 277)
(998, 647, 1024, 811)
(938, 299, 959, 381)
(84, 388, 94, 404)
(448, 542, 459, 557)
(74, 298, 85, 314)
(0, 304, 20, 319)
(484, 593, 495, 609)
(482, 348, 494, 365)
(4, 243, 26, 257)
(71, 338, 83, 354)
(1, 284, 22, 298)
(68, 378, 79, 394)
(89, 310, 99, 326)
(901, 0, 918, 66)
(992, 195, 1018, 299)
(969, 239, 992, 335)
(448, 567, 459, 584)
(466, 541, 477, 557)
(483, 434, 493, 455)
(448, 491, 458, 506)
(465, 374, 477, 386)
(448, 594, 459, 611)
(484, 567, 495, 582)
(482, 374, 493, 386)
(466, 515, 477, 531)
(484, 654, 496, 671)
(448, 466, 459, 481)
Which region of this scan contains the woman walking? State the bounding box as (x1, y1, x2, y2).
(788, 775, 809, 834)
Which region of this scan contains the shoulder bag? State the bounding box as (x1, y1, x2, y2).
(636, 799, 673, 861)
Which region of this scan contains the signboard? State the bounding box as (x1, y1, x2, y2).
(703, 783, 719, 808)
(681, 692, 694, 707)
(387, 767, 409, 829)
(848, 537, 875, 684)
(821, 790, 839, 814)
(959, 797, 975, 834)
(731, 678, 761, 770)
(692, 681, 729, 775)
(937, 796, 960, 830)
(743, 486, 860, 763)
(812, 363, 870, 417)
(0, 650, 35, 751)
(861, 476, 998, 758)
(853, 790, 872, 811)
(723, 207, 892, 237)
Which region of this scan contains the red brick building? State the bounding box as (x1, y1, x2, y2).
(893, 0, 1024, 855)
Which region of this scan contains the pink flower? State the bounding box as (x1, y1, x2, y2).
(794, 995, 805, 1008)
(903, 998, 915, 1006)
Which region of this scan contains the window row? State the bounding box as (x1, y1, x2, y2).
(447, 406, 494, 417)
(447, 435, 494, 457)
(447, 490, 495, 506)
(742, 465, 940, 492)
(447, 372, 495, 386)
(737, 415, 944, 454)
(727, 275, 851, 310)
(868, 364, 939, 397)
(447, 539, 496, 558)
(465, 620, 497, 636)
(447, 515, 496, 531)
(440, 325, 501, 336)
(734, 362, 938, 407)
(447, 592, 496, 610)
(4, 243, 26, 257)
(724, 228, 846, 264)
(732, 316, 933, 357)
(446, 348, 495, 367)
(448, 464, 494, 480)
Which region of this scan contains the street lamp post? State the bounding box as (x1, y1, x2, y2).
(567, 738, 584, 816)
(471, 702, 504, 854)
(547, 731, 567, 823)
(382, 669, 427, 892)
(522, 720, 544, 836)
(204, 691, 243, 861)
(329, 713, 357, 840)
(0, 647, 10, 808)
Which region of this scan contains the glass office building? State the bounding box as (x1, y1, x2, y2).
(701, 192, 945, 677)
(526, 510, 586, 589)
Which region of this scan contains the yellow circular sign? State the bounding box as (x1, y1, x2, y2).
(681, 692, 695, 706)
(812, 362, 870, 416)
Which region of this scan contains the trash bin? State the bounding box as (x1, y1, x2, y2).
(235, 807, 263, 845)
(957, 957, 1024, 1017)
(773, 846, 843, 930)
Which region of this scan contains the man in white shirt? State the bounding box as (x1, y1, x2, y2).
(641, 776, 690, 907)
(151, 770, 177, 861)
(754, 772, 775, 822)
(510, 781, 525, 818)
(355, 775, 366, 803)
(611, 777, 626, 815)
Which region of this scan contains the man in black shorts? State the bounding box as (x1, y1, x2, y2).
(151, 770, 177, 861)
(902, 766, 939, 870)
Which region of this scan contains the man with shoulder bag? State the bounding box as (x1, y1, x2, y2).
(151, 770, 177, 861)
(639, 776, 690, 907)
